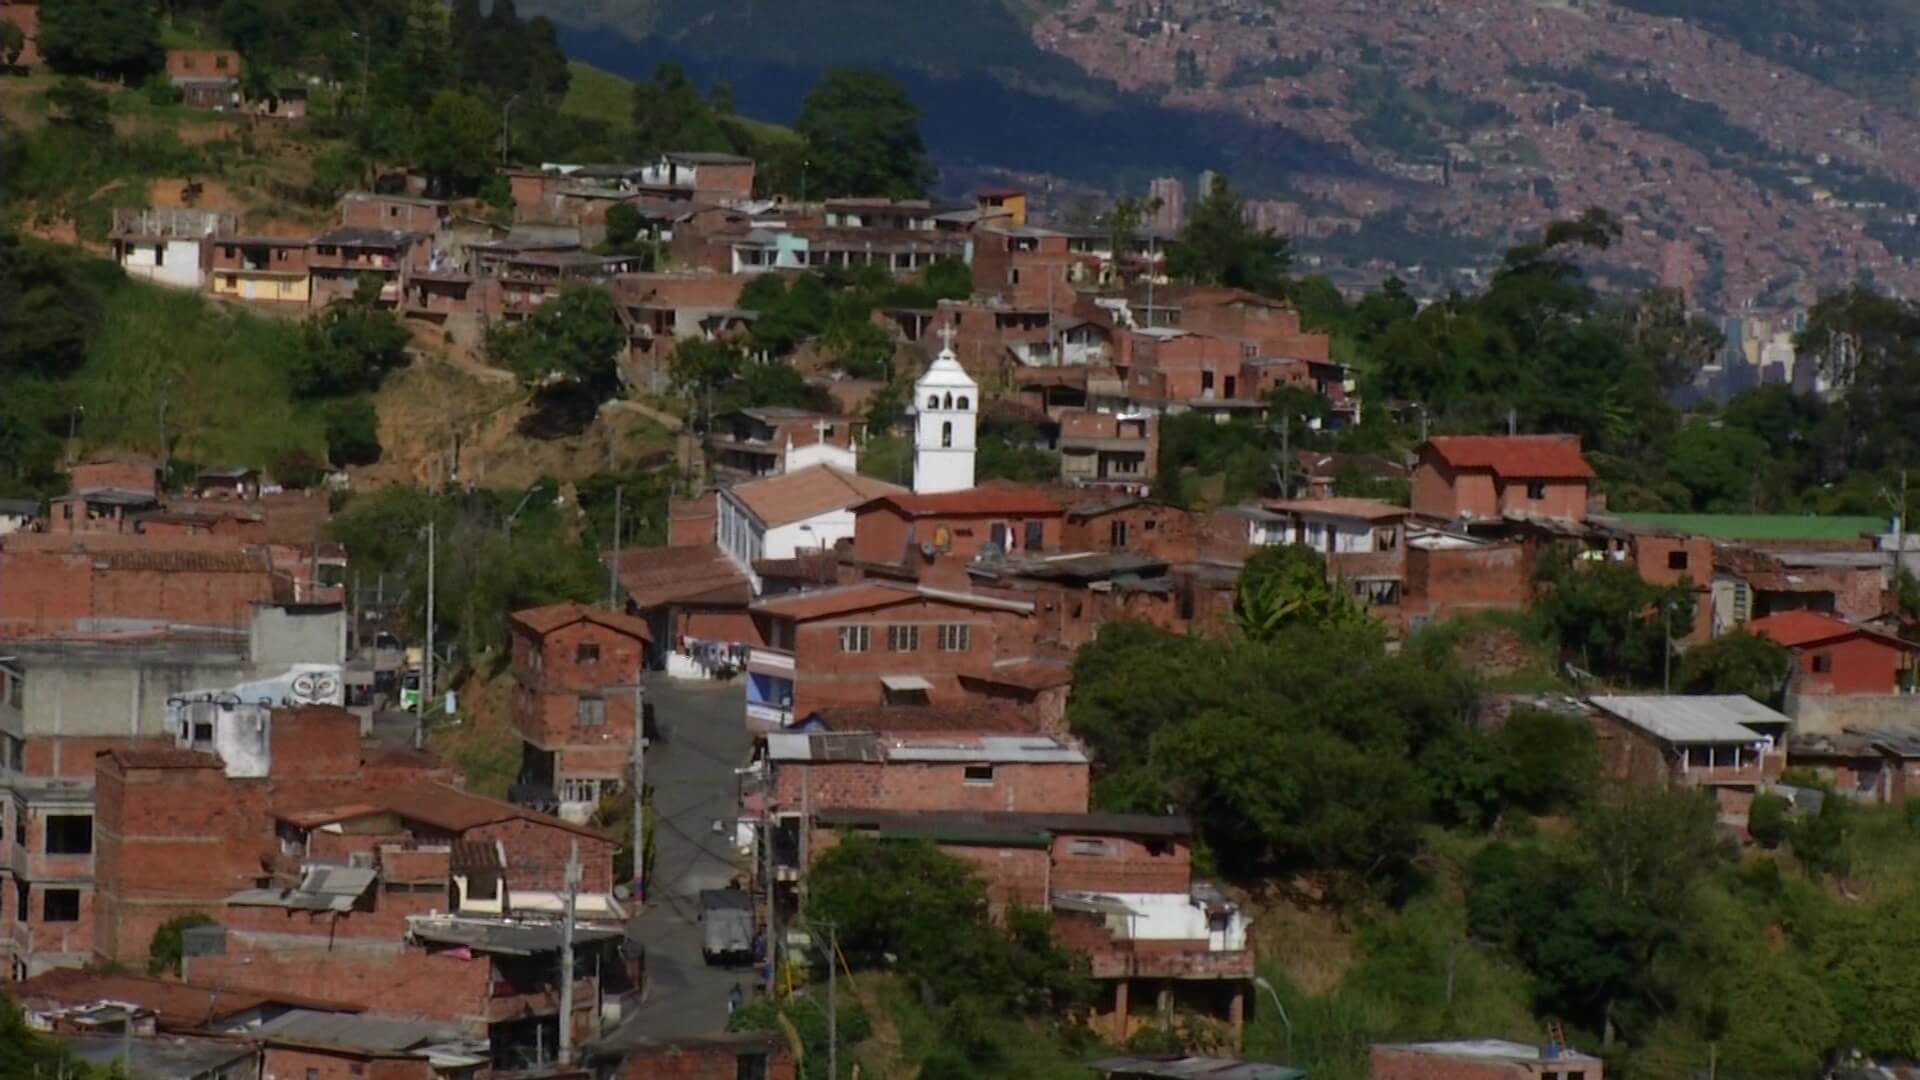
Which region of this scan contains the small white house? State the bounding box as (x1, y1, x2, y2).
(1265, 497, 1412, 555)
(109, 208, 233, 290)
(717, 465, 904, 589)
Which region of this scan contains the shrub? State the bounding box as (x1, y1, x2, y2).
(1748, 792, 1789, 848)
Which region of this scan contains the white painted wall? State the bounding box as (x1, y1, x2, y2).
(785, 441, 857, 473)
(120, 239, 206, 289)
(764, 508, 857, 560)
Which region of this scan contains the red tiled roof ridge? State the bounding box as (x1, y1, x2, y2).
(509, 600, 652, 642)
(1425, 435, 1595, 480)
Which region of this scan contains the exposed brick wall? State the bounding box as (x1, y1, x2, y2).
(781, 595, 1041, 720)
(774, 759, 1089, 816)
(512, 620, 645, 756)
(68, 462, 159, 496)
(190, 936, 493, 1032)
(1405, 544, 1531, 623)
(465, 818, 615, 895)
(0, 545, 275, 636)
(261, 1046, 433, 1080)
(1051, 834, 1191, 894)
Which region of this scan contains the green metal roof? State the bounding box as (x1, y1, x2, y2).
(1606, 513, 1886, 542)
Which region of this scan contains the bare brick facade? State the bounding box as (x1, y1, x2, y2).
(508, 603, 652, 817)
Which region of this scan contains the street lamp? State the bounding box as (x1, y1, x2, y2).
(1251, 976, 1294, 1064)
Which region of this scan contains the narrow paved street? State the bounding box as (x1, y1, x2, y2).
(619, 675, 755, 1038)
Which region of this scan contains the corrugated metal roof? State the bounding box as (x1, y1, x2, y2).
(254, 1009, 461, 1054)
(1589, 695, 1786, 744)
(1090, 1055, 1307, 1080)
(408, 916, 621, 955)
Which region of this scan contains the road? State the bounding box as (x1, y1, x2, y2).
(620, 675, 755, 1038)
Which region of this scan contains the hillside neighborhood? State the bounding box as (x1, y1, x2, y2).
(15, 2, 1920, 1080)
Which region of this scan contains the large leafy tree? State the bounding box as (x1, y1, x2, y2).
(488, 285, 627, 401)
(38, 0, 161, 80)
(1166, 175, 1290, 296)
(794, 67, 935, 199)
(629, 63, 749, 158)
(1231, 543, 1374, 642)
(293, 279, 411, 398)
(1678, 630, 1791, 704)
(416, 90, 497, 196)
(1533, 544, 1693, 686)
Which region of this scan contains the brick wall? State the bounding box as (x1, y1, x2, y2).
(775, 758, 1089, 816)
(1050, 833, 1191, 894)
(0, 546, 274, 636)
(945, 844, 1051, 913)
(512, 621, 646, 753)
(261, 1046, 433, 1080)
(189, 936, 493, 1033)
(69, 462, 158, 495)
(784, 596, 1038, 719)
(1406, 544, 1530, 623)
(465, 818, 615, 895)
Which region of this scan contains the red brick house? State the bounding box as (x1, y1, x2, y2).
(743, 578, 1043, 728)
(972, 225, 1080, 311)
(508, 602, 652, 822)
(1411, 436, 1594, 524)
(851, 489, 1066, 565)
(0, 533, 280, 639)
(1746, 610, 1920, 696)
(339, 192, 450, 235)
(1058, 411, 1157, 493)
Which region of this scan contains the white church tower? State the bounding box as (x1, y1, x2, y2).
(913, 326, 978, 494)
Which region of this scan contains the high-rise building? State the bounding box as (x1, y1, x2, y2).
(1148, 177, 1186, 233)
(1197, 170, 1221, 201)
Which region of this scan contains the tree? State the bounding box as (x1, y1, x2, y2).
(794, 67, 935, 199)
(1678, 630, 1791, 705)
(324, 397, 383, 467)
(1668, 422, 1768, 511)
(416, 90, 497, 195)
(487, 285, 626, 399)
(45, 76, 111, 131)
(977, 428, 1058, 483)
(629, 63, 748, 158)
(38, 0, 161, 80)
(0, 231, 99, 379)
(1747, 792, 1789, 848)
(1231, 544, 1373, 641)
(668, 338, 743, 401)
(1533, 545, 1692, 686)
(293, 284, 411, 398)
(147, 912, 216, 975)
(604, 203, 643, 248)
(0, 21, 26, 70)
(1166, 175, 1289, 296)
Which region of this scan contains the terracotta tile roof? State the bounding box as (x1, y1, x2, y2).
(379, 782, 616, 842)
(752, 582, 918, 620)
(275, 783, 614, 841)
(509, 601, 653, 643)
(1424, 436, 1595, 480)
(1746, 611, 1915, 651)
(1265, 497, 1413, 522)
(729, 466, 904, 528)
(806, 701, 1038, 734)
(101, 746, 224, 770)
(613, 544, 751, 610)
(15, 969, 363, 1031)
(859, 489, 1066, 517)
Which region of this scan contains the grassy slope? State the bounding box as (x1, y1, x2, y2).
(561, 60, 799, 145)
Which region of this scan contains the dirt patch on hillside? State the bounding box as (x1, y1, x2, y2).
(354, 356, 677, 493)
(1247, 890, 1359, 995)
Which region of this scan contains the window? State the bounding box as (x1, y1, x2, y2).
(191, 721, 214, 747)
(43, 888, 80, 923)
(943, 392, 953, 409)
(839, 626, 872, 653)
(12, 878, 25, 924)
(12, 806, 23, 846)
(576, 698, 607, 726)
(1812, 653, 1833, 674)
(3, 669, 18, 708)
(1025, 521, 1043, 550)
(1667, 550, 1688, 571)
(938, 625, 971, 652)
(941, 421, 953, 448)
(45, 815, 91, 856)
(576, 643, 601, 665)
(956, 396, 970, 411)
(888, 625, 920, 652)
(1526, 481, 1547, 500)
(1068, 838, 1114, 857)
(1201, 370, 1215, 391)
(307, 1069, 321, 1080)
(926, 394, 939, 409)
(737, 1053, 770, 1080)
(1109, 520, 1129, 547)
(963, 764, 994, 785)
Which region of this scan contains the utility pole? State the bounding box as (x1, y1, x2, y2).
(1663, 600, 1673, 695)
(631, 677, 645, 903)
(608, 486, 623, 612)
(826, 920, 838, 1080)
(416, 519, 435, 749)
(557, 839, 581, 1064)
